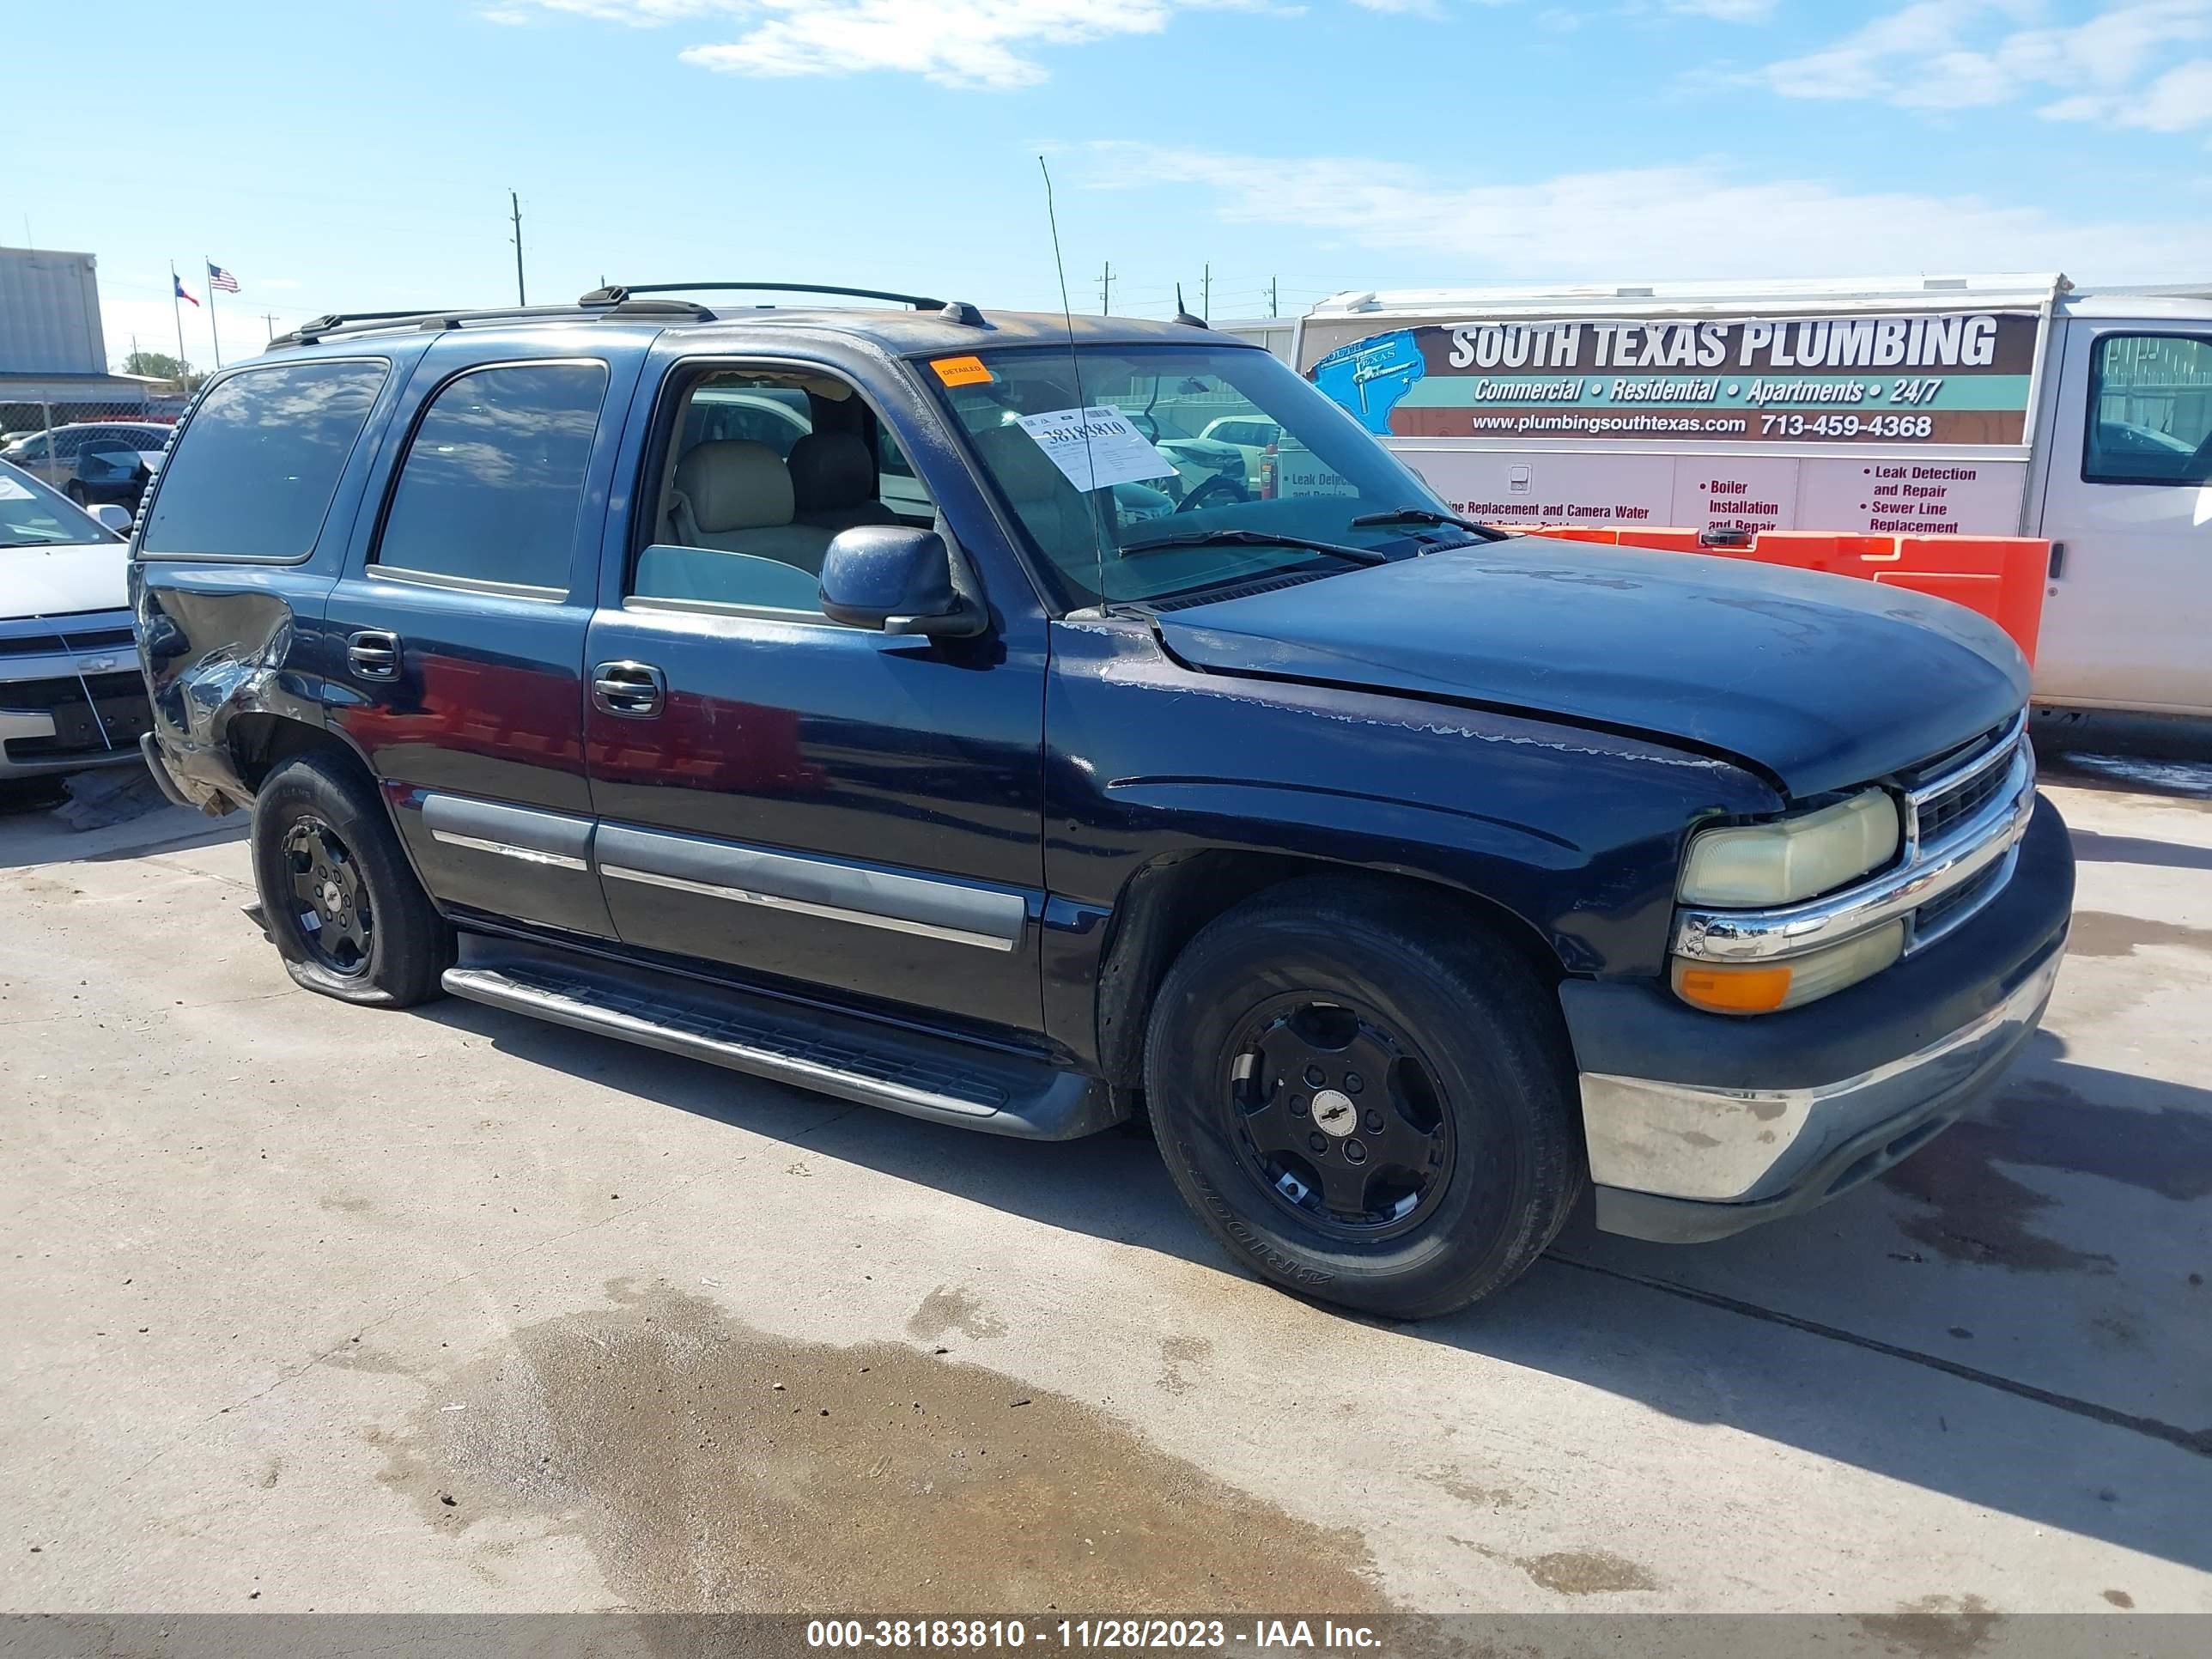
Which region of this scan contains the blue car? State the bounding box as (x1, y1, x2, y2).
(132, 283, 2072, 1317)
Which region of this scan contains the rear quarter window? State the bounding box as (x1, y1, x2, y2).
(140, 359, 390, 560)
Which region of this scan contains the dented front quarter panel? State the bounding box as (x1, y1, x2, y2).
(1041, 616, 1782, 1062)
(131, 559, 337, 810)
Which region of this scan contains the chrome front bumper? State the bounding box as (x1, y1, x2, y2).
(1581, 939, 2061, 1234)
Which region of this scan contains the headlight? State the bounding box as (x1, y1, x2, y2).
(1679, 788, 1899, 907)
(1673, 920, 1905, 1016)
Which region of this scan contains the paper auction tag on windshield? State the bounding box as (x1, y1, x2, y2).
(0, 475, 33, 501)
(1015, 406, 1178, 493)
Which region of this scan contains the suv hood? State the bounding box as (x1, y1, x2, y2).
(1153, 538, 2027, 799)
(2, 540, 129, 622)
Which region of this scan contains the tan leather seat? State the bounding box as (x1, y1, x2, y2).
(667, 440, 834, 573)
(971, 424, 1098, 579)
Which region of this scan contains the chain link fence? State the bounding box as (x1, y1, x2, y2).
(0, 392, 185, 518)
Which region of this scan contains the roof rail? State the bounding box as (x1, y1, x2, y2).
(586, 281, 940, 308)
(269, 295, 712, 349)
(582, 282, 986, 325)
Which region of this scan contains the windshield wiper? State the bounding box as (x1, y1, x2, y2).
(1348, 505, 1503, 539)
(1118, 528, 1393, 567)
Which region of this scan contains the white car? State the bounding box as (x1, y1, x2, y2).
(0, 460, 148, 782)
(1197, 414, 1282, 479)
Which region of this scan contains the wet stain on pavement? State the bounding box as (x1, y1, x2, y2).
(2065, 910, 2212, 959)
(2039, 750, 2212, 804)
(1156, 1334, 1211, 1396)
(1514, 1550, 1656, 1595)
(1425, 1470, 1521, 1510)
(906, 1285, 1007, 1344)
(371, 1279, 1391, 1613)
(1881, 1077, 2212, 1271)
(1856, 1594, 2001, 1658)
(2103, 1589, 2135, 1609)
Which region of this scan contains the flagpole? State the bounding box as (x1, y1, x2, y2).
(170, 262, 186, 368)
(205, 257, 222, 368)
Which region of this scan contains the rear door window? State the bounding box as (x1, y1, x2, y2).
(141, 360, 390, 559)
(373, 361, 609, 591)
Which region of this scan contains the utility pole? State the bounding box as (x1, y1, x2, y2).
(1269, 276, 1279, 319)
(1099, 260, 1113, 316)
(1201, 263, 1211, 324)
(509, 189, 527, 307)
(262, 313, 279, 341)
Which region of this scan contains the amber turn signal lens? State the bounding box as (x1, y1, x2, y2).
(1673, 960, 1795, 1015)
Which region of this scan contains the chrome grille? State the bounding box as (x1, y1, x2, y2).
(1900, 711, 2033, 951)
(1916, 753, 2014, 846)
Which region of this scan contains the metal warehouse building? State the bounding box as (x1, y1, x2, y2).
(1, 246, 157, 428)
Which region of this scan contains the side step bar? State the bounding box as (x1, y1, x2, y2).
(441, 948, 1120, 1141)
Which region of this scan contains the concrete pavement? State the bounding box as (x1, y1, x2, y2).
(1, 757, 2206, 1619)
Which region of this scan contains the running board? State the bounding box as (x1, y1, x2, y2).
(441, 951, 1119, 1141)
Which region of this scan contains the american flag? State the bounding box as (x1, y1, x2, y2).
(207, 262, 240, 294)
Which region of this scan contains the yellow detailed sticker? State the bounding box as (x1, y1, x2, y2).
(930, 355, 994, 386)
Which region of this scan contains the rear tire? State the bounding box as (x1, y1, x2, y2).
(64, 482, 87, 506)
(1143, 878, 1583, 1320)
(250, 755, 453, 1008)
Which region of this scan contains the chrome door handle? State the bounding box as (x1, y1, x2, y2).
(592, 660, 666, 718)
(347, 629, 401, 681)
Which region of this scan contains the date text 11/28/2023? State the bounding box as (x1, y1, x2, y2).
(805, 1620, 1382, 1650)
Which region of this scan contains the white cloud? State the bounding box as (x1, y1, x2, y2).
(493, 0, 749, 20)
(1755, 0, 2212, 126)
(493, 0, 1364, 87)
(1668, 0, 1778, 21)
(681, 1, 1196, 87)
(1080, 140, 2212, 280)
(2044, 54, 2212, 129)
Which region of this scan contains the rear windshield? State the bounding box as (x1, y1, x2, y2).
(928, 343, 1471, 608)
(141, 360, 389, 560)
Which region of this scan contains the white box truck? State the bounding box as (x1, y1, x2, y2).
(1287, 274, 2212, 716)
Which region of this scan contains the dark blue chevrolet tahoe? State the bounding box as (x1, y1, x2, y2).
(131, 283, 2074, 1318)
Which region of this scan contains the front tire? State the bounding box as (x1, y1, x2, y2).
(1144, 878, 1583, 1320)
(250, 755, 453, 1007)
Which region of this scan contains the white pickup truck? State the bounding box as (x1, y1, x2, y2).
(1267, 274, 2212, 719)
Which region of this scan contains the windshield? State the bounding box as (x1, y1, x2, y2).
(930, 343, 1474, 607)
(0, 461, 116, 549)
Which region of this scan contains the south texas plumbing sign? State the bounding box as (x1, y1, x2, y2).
(1304, 311, 2040, 447)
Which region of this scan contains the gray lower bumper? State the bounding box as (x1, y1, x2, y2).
(0, 709, 139, 778)
(1583, 939, 2062, 1243)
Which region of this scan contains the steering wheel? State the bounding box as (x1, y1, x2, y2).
(1174, 472, 1249, 514)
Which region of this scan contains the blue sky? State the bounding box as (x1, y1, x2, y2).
(9, 0, 2212, 371)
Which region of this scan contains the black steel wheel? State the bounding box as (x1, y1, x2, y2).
(1226, 995, 1454, 1242)
(1145, 877, 1583, 1319)
(250, 752, 453, 1008)
(280, 817, 374, 976)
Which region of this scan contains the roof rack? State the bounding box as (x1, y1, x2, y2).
(269, 295, 714, 349)
(582, 282, 986, 326)
(266, 281, 988, 351)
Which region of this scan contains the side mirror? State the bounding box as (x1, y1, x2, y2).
(818, 526, 986, 638)
(91, 503, 134, 535)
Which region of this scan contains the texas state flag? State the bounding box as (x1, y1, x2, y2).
(174, 274, 200, 308)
